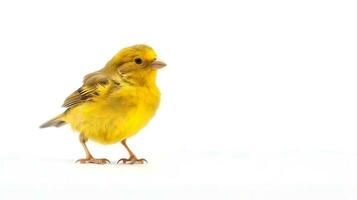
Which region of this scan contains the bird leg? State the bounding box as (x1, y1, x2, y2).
(76, 134, 110, 164)
(117, 139, 147, 164)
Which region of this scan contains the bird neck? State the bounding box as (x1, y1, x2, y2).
(137, 69, 158, 87)
(119, 69, 157, 88)
(101, 62, 158, 88)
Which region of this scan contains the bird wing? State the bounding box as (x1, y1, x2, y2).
(62, 71, 115, 108)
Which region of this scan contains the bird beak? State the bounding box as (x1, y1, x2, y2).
(151, 59, 167, 69)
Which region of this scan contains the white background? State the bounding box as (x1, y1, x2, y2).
(0, 0, 357, 199)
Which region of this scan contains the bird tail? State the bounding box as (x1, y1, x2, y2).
(39, 114, 66, 128)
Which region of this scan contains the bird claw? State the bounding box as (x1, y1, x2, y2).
(75, 158, 111, 164)
(117, 157, 147, 164)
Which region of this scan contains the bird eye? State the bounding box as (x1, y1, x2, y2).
(134, 58, 143, 65)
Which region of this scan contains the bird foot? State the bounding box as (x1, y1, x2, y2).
(76, 157, 110, 164)
(117, 157, 147, 164)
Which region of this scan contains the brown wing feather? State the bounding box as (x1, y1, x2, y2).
(62, 72, 110, 108)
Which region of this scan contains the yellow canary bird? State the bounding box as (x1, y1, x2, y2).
(40, 44, 166, 164)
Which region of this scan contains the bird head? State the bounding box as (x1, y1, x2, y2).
(104, 44, 166, 85)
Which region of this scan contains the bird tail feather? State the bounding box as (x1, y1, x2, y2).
(39, 114, 66, 128)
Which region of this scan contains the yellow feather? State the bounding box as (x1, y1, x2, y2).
(63, 61, 161, 144)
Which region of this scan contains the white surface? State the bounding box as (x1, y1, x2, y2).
(0, 0, 357, 199)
